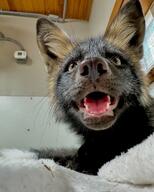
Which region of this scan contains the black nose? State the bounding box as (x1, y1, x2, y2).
(79, 58, 110, 81)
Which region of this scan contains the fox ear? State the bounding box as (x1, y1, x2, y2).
(37, 18, 74, 73)
(104, 0, 145, 60)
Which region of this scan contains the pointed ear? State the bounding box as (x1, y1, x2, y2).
(104, 0, 145, 60)
(37, 18, 74, 73)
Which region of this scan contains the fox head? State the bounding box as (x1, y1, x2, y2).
(37, 0, 150, 132)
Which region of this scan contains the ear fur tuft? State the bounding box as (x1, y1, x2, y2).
(37, 18, 74, 73)
(104, 0, 145, 61)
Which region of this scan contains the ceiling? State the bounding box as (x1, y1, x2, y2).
(0, 0, 93, 20)
(107, 0, 154, 30)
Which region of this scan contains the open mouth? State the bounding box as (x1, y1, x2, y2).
(79, 91, 119, 118)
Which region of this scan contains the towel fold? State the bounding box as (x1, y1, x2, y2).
(0, 133, 154, 192)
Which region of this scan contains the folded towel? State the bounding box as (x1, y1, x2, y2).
(0, 133, 154, 192)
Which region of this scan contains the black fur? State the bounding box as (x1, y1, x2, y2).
(35, 0, 154, 175)
(36, 98, 154, 175)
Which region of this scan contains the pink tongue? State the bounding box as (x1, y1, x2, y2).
(84, 95, 110, 115)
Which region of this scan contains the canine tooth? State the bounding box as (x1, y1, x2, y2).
(85, 104, 89, 110)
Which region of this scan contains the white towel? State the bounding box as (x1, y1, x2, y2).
(0, 133, 154, 192)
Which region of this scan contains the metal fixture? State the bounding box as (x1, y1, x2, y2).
(0, 0, 75, 23)
(62, 0, 67, 22)
(0, 32, 25, 50)
(0, 32, 28, 64)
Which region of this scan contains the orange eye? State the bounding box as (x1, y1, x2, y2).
(68, 62, 77, 72)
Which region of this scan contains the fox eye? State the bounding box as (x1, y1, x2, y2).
(111, 57, 121, 66)
(68, 62, 77, 72)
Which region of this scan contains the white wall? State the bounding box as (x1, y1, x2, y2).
(0, 1, 115, 149)
(0, 16, 89, 96)
(0, 96, 80, 149)
(0, 0, 115, 96)
(89, 0, 115, 36)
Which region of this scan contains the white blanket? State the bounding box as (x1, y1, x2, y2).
(0, 133, 154, 192)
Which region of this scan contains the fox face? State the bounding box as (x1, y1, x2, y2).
(37, 0, 149, 131)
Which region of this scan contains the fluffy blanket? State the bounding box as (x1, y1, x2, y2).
(0, 133, 154, 192)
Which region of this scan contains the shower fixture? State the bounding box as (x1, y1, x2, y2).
(0, 32, 28, 64)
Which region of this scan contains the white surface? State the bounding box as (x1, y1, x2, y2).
(149, 83, 154, 97)
(89, 0, 115, 36)
(0, 96, 80, 149)
(0, 1, 115, 148)
(0, 16, 48, 96)
(141, 7, 154, 73)
(0, 1, 115, 96)
(0, 16, 89, 96)
(0, 132, 154, 192)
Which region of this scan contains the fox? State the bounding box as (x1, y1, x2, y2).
(35, 0, 154, 175)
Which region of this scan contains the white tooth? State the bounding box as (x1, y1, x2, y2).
(84, 104, 89, 110)
(106, 102, 110, 110)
